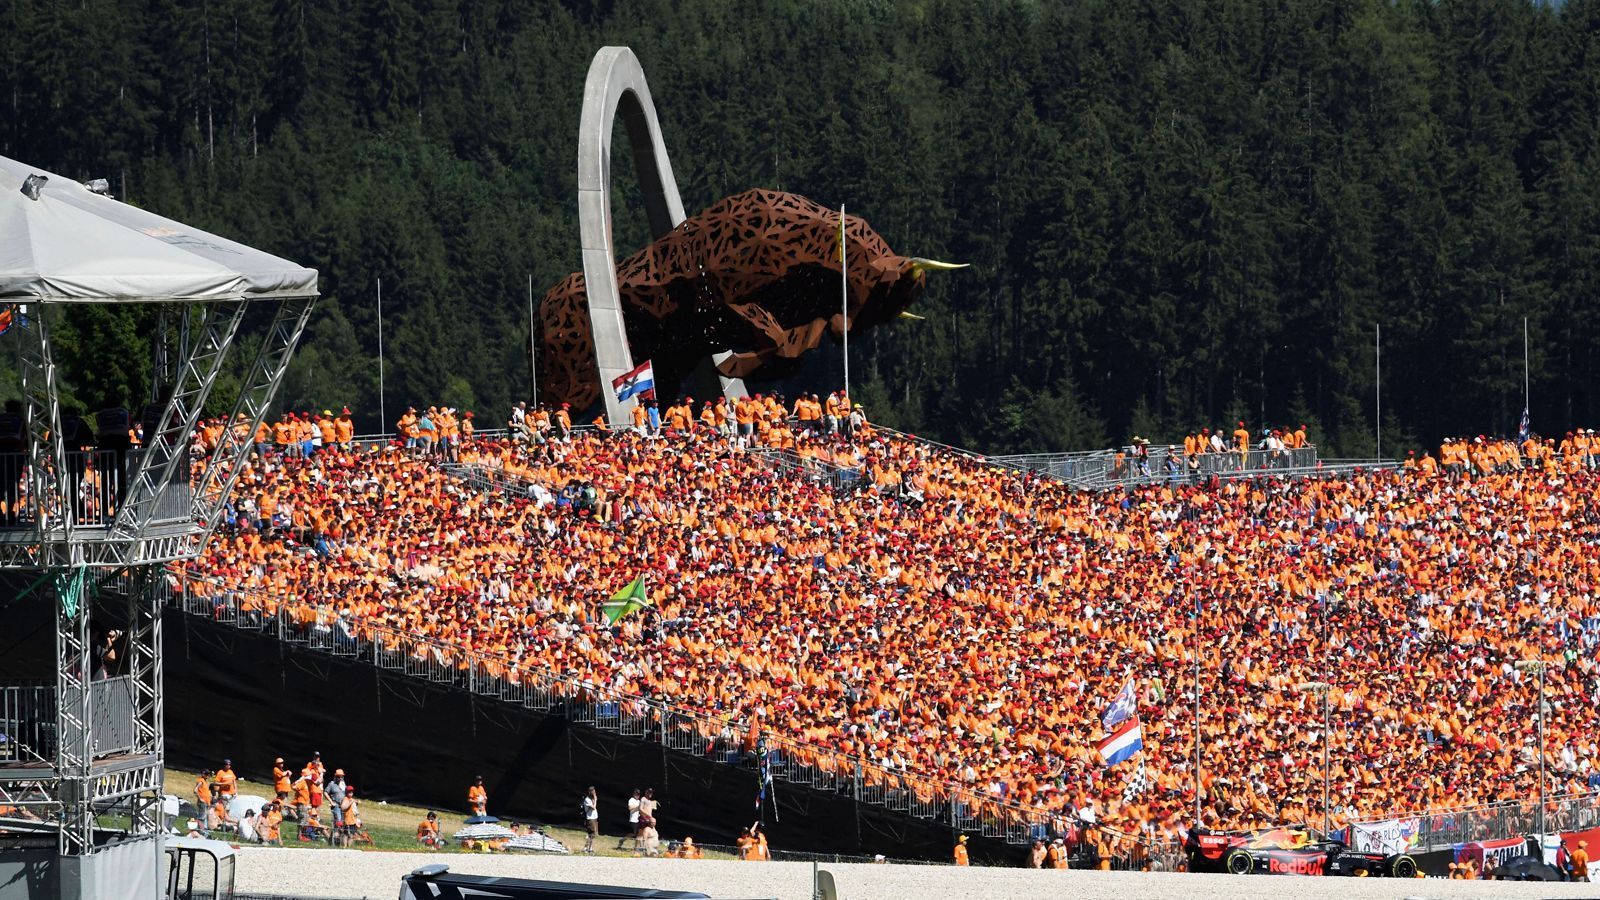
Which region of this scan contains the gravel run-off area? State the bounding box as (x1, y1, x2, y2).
(236, 847, 1600, 900)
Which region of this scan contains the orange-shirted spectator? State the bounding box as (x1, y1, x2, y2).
(272, 757, 293, 797)
(335, 408, 355, 448)
(397, 408, 419, 448)
(261, 800, 284, 845)
(468, 776, 488, 816)
(417, 810, 443, 848)
(214, 760, 237, 799)
(291, 772, 312, 819)
(195, 771, 213, 811)
(182, 395, 1600, 846)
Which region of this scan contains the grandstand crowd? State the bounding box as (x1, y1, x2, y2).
(180, 395, 1600, 848)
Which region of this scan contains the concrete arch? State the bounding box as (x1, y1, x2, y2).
(578, 46, 746, 423)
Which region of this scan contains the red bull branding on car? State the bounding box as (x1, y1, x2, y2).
(1265, 849, 1327, 875)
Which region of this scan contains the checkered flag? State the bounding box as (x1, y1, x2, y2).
(1122, 758, 1149, 803)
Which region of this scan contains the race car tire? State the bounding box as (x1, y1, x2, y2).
(1225, 848, 1255, 875)
(1386, 855, 1417, 879)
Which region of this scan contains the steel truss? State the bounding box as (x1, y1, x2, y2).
(190, 295, 314, 553)
(114, 301, 248, 546)
(2, 294, 313, 866)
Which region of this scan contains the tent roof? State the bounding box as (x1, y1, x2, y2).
(0, 156, 317, 304)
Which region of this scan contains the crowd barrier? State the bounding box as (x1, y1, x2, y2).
(986, 445, 1375, 490)
(0, 675, 135, 763)
(1342, 789, 1600, 853)
(0, 449, 192, 529)
(152, 570, 1159, 866)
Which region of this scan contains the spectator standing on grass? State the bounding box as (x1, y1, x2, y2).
(306, 766, 324, 816)
(325, 768, 347, 836)
(953, 834, 969, 866)
(194, 770, 213, 812)
(468, 775, 488, 816)
(619, 789, 641, 850)
(639, 787, 658, 832)
(340, 787, 361, 844)
(290, 771, 311, 821)
(272, 757, 292, 802)
(1027, 839, 1047, 868)
(581, 787, 599, 854)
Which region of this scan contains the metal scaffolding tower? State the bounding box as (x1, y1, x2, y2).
(0, 157, 315, 900)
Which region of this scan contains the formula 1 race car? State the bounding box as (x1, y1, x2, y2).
(1185, 828, 1418, 878)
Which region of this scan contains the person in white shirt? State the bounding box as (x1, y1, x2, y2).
(238, 809, 259, 843)
(581, 787, 599, 854)
(618, 789, 641, 851)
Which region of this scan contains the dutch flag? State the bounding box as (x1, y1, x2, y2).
(611, 360, 655, 403)
(1096, 715, 1144, 767)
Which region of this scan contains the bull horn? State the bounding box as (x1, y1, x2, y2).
(897, 311, 926, 321)
(908, 258, 969, 274)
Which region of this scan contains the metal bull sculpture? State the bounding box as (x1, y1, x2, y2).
(537, 188, 963, 409)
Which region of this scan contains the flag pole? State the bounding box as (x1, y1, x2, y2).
(377, 277, 386, 436)
(1374, 323, 1381, 460)
(1523, 316, 1529, 417)
(529, 273, 539, 407)
(840, 204, 849, 402)
(1193, 592, 1201, 824)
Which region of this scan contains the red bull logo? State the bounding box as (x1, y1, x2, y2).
(1266, 851, 1326, 875)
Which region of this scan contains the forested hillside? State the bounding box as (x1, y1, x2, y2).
(3, 0, 1598, 455)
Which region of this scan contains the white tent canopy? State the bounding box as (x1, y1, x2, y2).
(0, 155, 317, 304)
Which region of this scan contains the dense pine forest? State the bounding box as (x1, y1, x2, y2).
(3, 0, 1598, 455)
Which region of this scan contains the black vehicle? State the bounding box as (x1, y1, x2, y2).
(400, 864, 713, 900)
(1219, 837, 1418, 878)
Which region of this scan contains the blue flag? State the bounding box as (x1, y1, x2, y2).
(1102, 679, 1137, 730)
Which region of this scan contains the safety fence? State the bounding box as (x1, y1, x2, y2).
(0, 682, 53, 764)
(0, 675, 134, 763)
(0, 449, 192, 530)
(346, 423, 1394, 500)
(741, 448, 864, 494)
(1342, 789, 1600, 853)
(988, 445, 1339, 489)
(153, 571, 1159, 866)
(443, 445, 870, 504)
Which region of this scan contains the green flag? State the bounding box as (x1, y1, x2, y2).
(602, 575, 649, 624)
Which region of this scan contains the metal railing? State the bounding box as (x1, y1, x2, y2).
(0, 683, 54, 764)
(1342, 788, 1600, 852)
(744, 448, 864, 493)
(0, 675, 133, 764)
(0, 449, 192, 530)
(153, 571, 1155, 862)
(990, 446, 1334, 488)
(88, 675, 136, 757)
